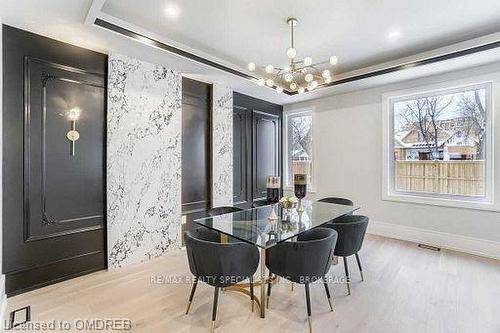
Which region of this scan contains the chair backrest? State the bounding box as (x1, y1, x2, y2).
(251, 199, 269, 208)
(328, 215, 369, 257)
(318, 197, 354, 206)
(208, 206, 243, 217)
(267, 228, 337, 284)
(184, 228, 259, 287)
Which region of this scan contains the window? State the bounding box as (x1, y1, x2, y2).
(285, 110, 313, 188)
(383, 82, 494, 208)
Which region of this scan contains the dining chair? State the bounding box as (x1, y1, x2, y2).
(265, 227, 337, 332)
(317, 197, 354, 206)
(208, 206, 243, 216)
(251, 199, 269, 208)
(324, 215, 369, 295)
(184, 228, 259, 331)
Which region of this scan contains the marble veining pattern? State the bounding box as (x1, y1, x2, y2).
(107, 53, 182, 268)
(212, 84, 233, 207)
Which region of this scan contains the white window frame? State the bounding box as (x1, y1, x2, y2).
(284, 108, 316, 191)
(382, 80, 496, 211)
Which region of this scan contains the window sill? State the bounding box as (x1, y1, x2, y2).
(382, 192, 500, 212)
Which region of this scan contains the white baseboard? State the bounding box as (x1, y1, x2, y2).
(367, 221, 500, 260)
(0, 294, 6, 326)
(0, 274, 6, 327)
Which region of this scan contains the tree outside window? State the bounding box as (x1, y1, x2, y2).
(286, 112, 313, 187)
(392, 86, 488, 197)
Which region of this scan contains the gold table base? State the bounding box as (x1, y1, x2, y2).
(223, 275, 278, 313)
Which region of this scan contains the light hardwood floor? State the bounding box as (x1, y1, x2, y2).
(5, 235, 500, 333)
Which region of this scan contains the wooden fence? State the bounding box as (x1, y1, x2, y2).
(395, 160, 485, 196)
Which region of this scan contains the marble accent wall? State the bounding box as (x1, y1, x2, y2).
(107, 53, 182, 268)
(212, 84, 233, 207)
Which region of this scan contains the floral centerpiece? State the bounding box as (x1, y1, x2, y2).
(279, 195, 298, 209)
(279, 196, 298, 222)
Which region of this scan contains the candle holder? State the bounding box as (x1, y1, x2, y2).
(294, 174, 307, 213)
(266, 176, 281, 221)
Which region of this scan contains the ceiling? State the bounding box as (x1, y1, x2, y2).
(2, 0, 500, 104)
(101, 0, 500, 74)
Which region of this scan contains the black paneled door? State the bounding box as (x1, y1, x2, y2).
(3, 26, 107, 295)
(181, 78, 211, 223)
(252, 111, 281, 201)
(232, 93, 282, 208)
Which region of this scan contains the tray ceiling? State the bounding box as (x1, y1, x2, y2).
(101, 0, 500, 76)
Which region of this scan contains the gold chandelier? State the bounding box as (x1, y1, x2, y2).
(248, 17, 338, 94)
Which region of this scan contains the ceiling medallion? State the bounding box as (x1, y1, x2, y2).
(248, 17, 338, 94)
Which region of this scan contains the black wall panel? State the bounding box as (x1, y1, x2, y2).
(2, 26, 107, 296)
(233, 92, 283, 208)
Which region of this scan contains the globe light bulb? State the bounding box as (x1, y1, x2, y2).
(265, 78, 274, 87)
(276, 86, 283, 93)
(322, 69, 331, 78)
(286, 47, 297, 59)
(324, 77, 332, 84)
(329, 56, 338, 65)
(248, 62, 256, 71)
(298, 87, 305, 94)
(311, 80, 318, 89)
(265, 64, 274, 74)
(303, 57, 312, 66)
(284, 73, 294, 82)
(290, 82, 297, 90)
(68, 108, 81, 121)
(257, 78, 265, 86)
(305, 73, 314, 83)
(307, 84, 313, 91)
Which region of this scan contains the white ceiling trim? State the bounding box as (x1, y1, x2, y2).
(85, 1, 259, 84)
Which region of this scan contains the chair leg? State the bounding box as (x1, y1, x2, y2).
(249, 276, 255, 312)
(266, 270, 272, 309)
(355, 253, 364, 282)
(212, 287, 219, 332)
(305, 283, 312, 333)
(185, 277, 198, 315)
(322, 277, 334, 312)
(343, 256, 351, 295)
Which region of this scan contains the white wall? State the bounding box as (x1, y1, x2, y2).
(285, 62, 500, 258)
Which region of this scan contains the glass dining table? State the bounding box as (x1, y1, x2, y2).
(194, 199, 358, 318)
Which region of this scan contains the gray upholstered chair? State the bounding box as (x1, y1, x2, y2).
(318, 197, 354, 206)
(184, 228, 259, 331)
(324, 215, 369, 295)
(265, 227, 338, 332)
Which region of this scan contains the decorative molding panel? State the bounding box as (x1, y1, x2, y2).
(107, 53, 182, 268)
(212, 85, 233, 207)
(368, 220, 500, 260)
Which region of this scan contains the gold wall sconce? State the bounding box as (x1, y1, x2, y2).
(66, 108, 80, 156)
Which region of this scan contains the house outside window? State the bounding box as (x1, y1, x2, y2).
(285, 110, 313, 189)
(383, 82, 494, 209)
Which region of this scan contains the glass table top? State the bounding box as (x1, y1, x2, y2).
(194, 200, 358, 249)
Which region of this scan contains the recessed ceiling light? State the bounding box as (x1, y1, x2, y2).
(165, 3, 180, 19)
(387, 30, 401, 41)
